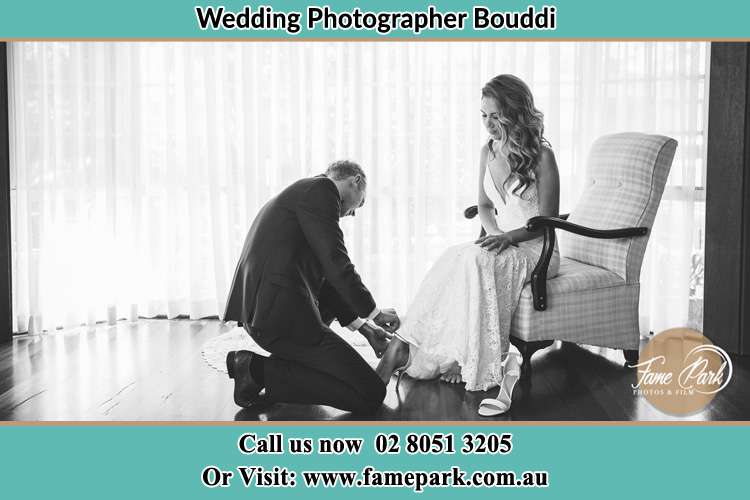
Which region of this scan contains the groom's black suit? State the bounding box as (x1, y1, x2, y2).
(223, 175, 386, 413)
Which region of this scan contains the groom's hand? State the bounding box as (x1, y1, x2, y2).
(373, 308, 401, 333)
(359, 323, 392, 358)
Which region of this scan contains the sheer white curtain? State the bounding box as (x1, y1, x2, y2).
(9, 42, 708, 335)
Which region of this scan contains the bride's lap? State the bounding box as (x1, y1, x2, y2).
(433, 240, 560, 289)
(440, 240, 538, 266)
(441, 240, 513, 258)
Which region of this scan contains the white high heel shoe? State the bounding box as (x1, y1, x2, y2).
(478, 353, 523, 417)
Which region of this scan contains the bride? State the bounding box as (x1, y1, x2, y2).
(376, 74, 561, 416)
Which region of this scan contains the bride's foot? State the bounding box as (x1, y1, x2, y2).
(375, 337, 410, 386)
(439, 362, 463, 384)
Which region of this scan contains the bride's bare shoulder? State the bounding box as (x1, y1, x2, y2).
(539, 144, 555, 160)
(536, 145, 558, 172)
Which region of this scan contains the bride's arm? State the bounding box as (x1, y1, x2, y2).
(503, 146, 560, 245)
(477, 143, 503, 236)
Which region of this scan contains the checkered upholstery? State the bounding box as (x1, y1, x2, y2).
(559, 133, 677, 283)
(511, 258, 640, 349)
(511, 133, 677, 350)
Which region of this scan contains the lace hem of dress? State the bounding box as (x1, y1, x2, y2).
(402, 315, 505, 392)
(400, 242, 534, 392)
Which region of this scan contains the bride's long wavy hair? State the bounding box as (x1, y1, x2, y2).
(482, 74, 550, 199)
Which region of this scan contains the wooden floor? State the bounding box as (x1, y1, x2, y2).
(1, 319, 749, 421)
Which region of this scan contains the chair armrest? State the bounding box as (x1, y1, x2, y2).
(464, 205, 482, 219)
(464, 206, 571, 222)
(525, 215, 647, 312)
(465, 205, 495, 237)
(525, 215, 648, 238)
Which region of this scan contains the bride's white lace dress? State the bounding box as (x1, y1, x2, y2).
(400, 153, 560, 391)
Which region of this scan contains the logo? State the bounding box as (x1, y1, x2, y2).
(631, 328, 733, 416)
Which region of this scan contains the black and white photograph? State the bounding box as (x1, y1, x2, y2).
(1, 41, 748, 421)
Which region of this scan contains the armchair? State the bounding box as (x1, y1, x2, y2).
(466, 133, 678, 379)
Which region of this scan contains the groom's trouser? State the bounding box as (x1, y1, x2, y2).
(245, 316, 386, 415)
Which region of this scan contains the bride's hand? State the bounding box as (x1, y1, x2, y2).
(475, 233, 513, 254)
(359, 323, 392, 358)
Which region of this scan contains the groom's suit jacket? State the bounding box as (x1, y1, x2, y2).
(223, 175, 376, 345)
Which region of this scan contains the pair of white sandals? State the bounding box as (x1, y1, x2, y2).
(478, 352, 523, 417)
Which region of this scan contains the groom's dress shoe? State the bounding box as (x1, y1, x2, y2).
(226, 350, 263, 408)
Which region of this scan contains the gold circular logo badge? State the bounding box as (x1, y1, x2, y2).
(633, 328, 732, 416)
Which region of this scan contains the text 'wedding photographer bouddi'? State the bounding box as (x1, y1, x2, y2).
(194, 5, 557, 35)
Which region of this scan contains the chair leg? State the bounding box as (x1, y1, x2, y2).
(623, 349, 639, 368)
(510, 338, 554, 380)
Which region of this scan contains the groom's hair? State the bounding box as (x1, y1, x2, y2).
(325, 160, 366, 187)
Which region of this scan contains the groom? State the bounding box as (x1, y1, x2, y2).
(223, 160, 401, 415)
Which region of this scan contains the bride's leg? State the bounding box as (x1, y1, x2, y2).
(375, 337, 410, 386)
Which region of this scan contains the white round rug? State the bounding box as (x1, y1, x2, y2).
(200, 325, 377, 374)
